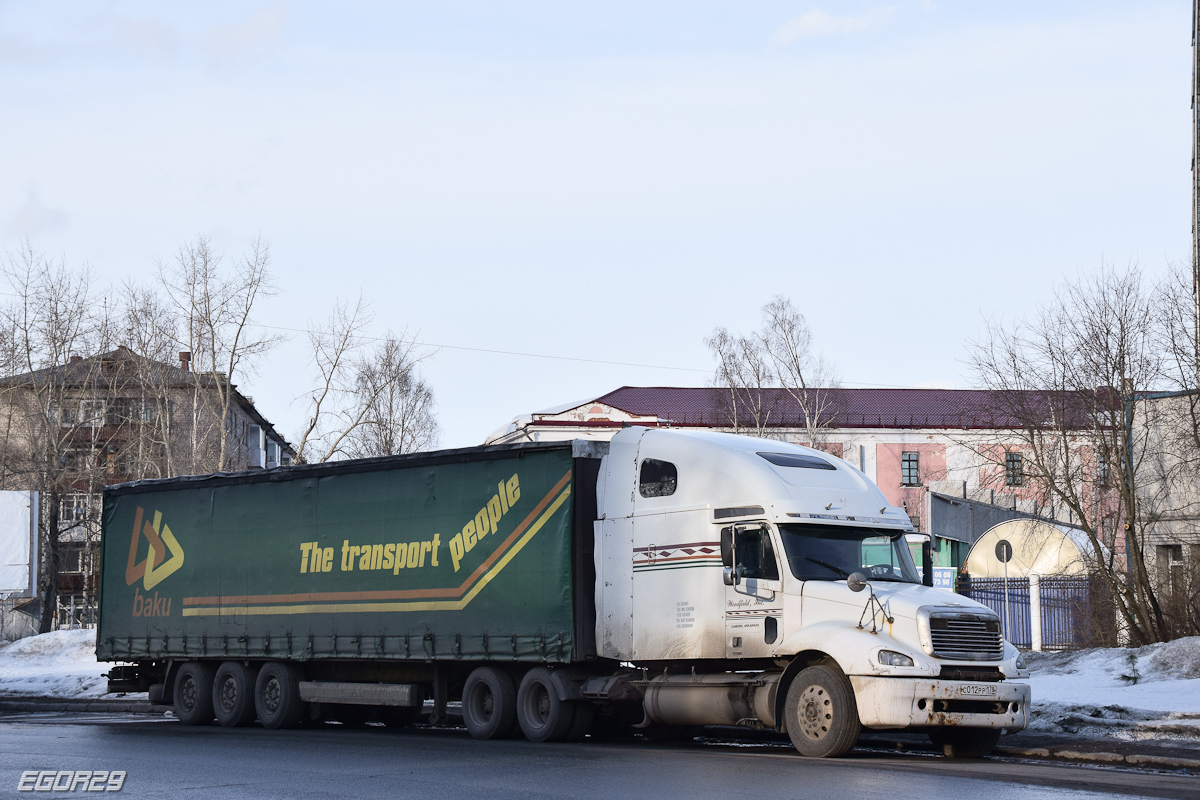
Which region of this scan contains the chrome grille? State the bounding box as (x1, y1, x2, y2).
(928, 613, 1004, 661)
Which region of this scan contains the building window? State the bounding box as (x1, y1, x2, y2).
(1097, 458, 1111, 488)
(78, 400, 105, 427)
(59, 493, 93, 523)
(639, 459, 678, 498)
(1005, 452, 1023, 486)
(901, 452, 920, 486)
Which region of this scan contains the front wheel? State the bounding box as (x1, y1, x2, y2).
(783, 664, 861, 758)
(516, 667, 573, 742)
(929, 728, 1001, 758)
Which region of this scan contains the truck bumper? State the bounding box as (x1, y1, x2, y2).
(849, 676, 1029, 732)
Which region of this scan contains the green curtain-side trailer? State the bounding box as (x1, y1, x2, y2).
(98, 442, 600, 667)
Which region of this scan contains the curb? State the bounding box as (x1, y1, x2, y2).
(0, 697, 157, 715)
(994, 745, 1200, 772)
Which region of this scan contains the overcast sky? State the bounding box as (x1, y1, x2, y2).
(1, 1, 1191, 448)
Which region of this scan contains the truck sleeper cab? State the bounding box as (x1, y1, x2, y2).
(99, 428, 1028, 759)
(597, 427, 1029, 758)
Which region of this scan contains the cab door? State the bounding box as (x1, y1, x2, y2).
(722, 523, 784, 659)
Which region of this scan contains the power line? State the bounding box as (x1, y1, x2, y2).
(254, 321, 919, 388)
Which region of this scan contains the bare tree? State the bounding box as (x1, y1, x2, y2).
(156, 236, 283, 472)
(294, 298, 438, 463)
(706, 297, 839, 441)
(759, 296, 842, 446)
(0, 242, 113, 632)
(964, 264, 1194, 643)
(705, 326, 777, 436)
(344, 335, 439, 458)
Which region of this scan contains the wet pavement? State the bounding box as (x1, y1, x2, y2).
(0, 713, 1197, 800)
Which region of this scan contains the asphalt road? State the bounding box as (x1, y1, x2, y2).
(0, 714, 1196, 800)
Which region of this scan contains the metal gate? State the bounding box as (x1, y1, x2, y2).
(958, 576, 1090, 651)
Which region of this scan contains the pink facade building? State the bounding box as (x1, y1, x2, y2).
(486, 387, 1105, 569)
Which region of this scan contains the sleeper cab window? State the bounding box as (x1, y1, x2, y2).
(639, 458, 678, 498)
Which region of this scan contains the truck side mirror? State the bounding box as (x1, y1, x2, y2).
(720, 527, 733, 568)
(723, 567, 737, 586)
(921, 539, 934, 587)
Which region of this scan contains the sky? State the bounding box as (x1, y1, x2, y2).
(1, 1, 1192, 448)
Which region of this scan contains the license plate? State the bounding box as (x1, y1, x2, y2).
(960, 684, 997, 697)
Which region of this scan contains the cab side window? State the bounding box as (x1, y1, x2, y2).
(639, 459, 677, 498)
(735, 527, 780, 581)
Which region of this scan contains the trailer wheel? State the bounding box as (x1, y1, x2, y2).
(928, 728, 1001, 758)
(463, 666, 518, 739)
(213, 662, 259, 727)
(255, 662, 306, 730)
(783, 664, 861, 758)
(174, 662, 216, 726)
(517, 668, 573, 742)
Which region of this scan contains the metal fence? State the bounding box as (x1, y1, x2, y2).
(958, 576, 1091, 651)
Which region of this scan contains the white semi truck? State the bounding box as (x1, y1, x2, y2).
(101, 426, 1029, 758)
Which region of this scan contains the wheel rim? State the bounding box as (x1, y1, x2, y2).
(533, 685, 550, 724)
(469, 683, 494, 723)
(219, 676, 238, 713)
(262, 677, 281, 714)
(797, 684, 832, 740)
(179, 676, 197, 711)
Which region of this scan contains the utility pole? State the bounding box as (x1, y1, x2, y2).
(1193, 1, 1200, 373)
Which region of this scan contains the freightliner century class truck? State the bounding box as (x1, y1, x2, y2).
(99, 427, 1030, 758)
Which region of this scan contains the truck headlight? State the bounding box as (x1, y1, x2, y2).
(1015, 652, 1027, 670)
(877, 650, 915, 667)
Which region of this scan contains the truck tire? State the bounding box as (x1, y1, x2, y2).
(254, 662, 305, 730)
(783, 664, 861, 758)
(928, 728, 1001, 758)
(213, 661, 259, 727)
(463, 666, 518, 739)
(517, 667, 573, 742)
(174, 662, 216, 726)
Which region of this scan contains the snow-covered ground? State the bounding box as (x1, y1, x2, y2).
(1024, 636, 1200, 741)
(2, 630, 1199, 741)
(0, 629, 116, 699)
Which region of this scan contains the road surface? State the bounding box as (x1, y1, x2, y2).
(0, 713, 1195, 799)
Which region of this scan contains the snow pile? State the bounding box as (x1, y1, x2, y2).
(1025, 636, 1200, 740)
(0, 629, 113, 698)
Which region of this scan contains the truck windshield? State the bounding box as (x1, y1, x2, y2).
(777, 524, 920, 583)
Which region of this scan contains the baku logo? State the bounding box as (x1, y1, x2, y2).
(124, 506, 185, 591)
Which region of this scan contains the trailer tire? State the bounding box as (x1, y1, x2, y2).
(213, 662, 259, 727)
(928, 728, 1001, 758)
(255, 662, 305, 730)
(517, 668, 573, 742)
(463, 666, 518, 739)
(783, 664, 861, 758)
(173, 662, 216, 726)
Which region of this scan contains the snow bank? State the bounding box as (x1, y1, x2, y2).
(0, 629, 114, 698)
(1025, 636, 1200, 740)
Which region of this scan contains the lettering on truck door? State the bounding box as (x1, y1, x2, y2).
(724, 523, 784, 659)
